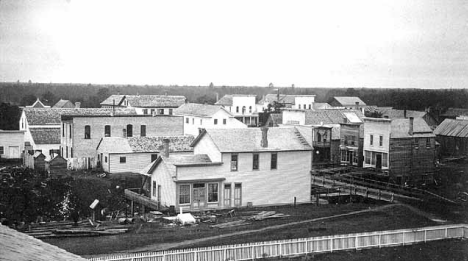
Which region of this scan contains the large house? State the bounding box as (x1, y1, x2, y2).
(96, 136, 194, 173)
(0, 130, 25, 159)
(140, 127, 312, 210)
(434, 118, 468, 157)
(367, 107, 438, 129)
(19, 108, 63, 160)
(100, 95, 186, 115)
(330, 97, 366, 113)
(257, 94, 316, 111)
(215, 94, 259, 126)
(363, 117, 436, 185)
(173, 103, 247, 136)
(60, 108, 184, 168)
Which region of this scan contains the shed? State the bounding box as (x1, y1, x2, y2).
(46, 155, 69, 178)
(33, 152, 46, 171)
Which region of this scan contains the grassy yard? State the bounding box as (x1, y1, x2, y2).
(43, 202, 437, 256)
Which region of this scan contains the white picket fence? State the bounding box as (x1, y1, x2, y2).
(88, 224, 468, 261)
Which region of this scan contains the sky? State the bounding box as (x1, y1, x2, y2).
(0, 0, 468, 88)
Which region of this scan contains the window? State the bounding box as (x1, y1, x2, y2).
(62, 123, 65, 137)
(252, 153, 259, 170)
(84, 125, 91, 139)
(365, 151, 371, 164)
(341, 150, 347, 162)
(426, 138, 431, 148)
(141, 125, 146, 137)
(61, 147, 63, 157)
(66, 146, 68, 158)
(208, 183, 218, 202)
(214, 119, 218, 125)
(69, 125, 72, 138)
(70, 148, 73, 158)
(242, 106, 246, 114)
(151, 154, 158, 162)
(105, 156, 108, 163)
(120, 156, 126, 163)
(271, 153, 277, 169)
(234, 183, 242, 206)
(152, 181, 157, 197)
(169, 109, 173, 115)
(151, 109, 155, 115)
(158, 109, 164, 114)
(236, 106, 239, 113)
(298, 104, 301, 109)
(200, 119, 203, 125)
(379, 135, 383, 146)
(249, 106, 252, 113)
(382, 153, 388, 167)
(105, 125, 111, 137)
(414, 138, 419, 150)
(317, 132, 322, 142)
(143, 109, 148, 115)
(309, 104, 311, 109)
(126, 124, 133, 137)
(179, 184, 190, 204)
(186, 117, 189, 124)
(304, 104, 307, 109)
(192, 118, 194, 124)
(370, 134, 373, 146)
(0, 146, 3, 155)
(223, 119, 227, 125)
(231, 154, 238, 171)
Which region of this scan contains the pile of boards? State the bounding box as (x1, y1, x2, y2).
(210, 211, 290, 229)
(24, 220, 130, 239)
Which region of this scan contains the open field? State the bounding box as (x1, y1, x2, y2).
(43, 202, 438, 256)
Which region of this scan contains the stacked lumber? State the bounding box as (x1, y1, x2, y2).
(247, 211, 290, 221)
(23, 220, 130, 238)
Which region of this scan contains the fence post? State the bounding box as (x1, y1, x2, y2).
(330, 237, 333, 252)
(224, 248, 227, 261)
(379, 231, 382, 248)
(402, 232, 405, 246)
(251, 245, 255, 260)
(445, 227, 448, 238)
(424, 229, 427, 242)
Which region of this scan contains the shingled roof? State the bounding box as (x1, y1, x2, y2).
(100, 95, 186, 108)
(30, 128, 61, 144)
(304, 109, 364, 125)
(24, 108, 63, 125)
(215, 94, 256, 106)
(52, 99, 75, 108)
(192, 127, 312, 152)
(441, 108, 468, 118)
(141, 154, 215, 177)
(390, 118, 434, 138)
(332, 97, 366, 106)
(434, 119, 468, 138)
(0, 224, 87, 261)
(375, 108, 427, 119)
(97, 136, 195, 153)
(174, 103, 232, 117)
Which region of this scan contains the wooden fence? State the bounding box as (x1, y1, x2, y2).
(88, 224, 468, 261)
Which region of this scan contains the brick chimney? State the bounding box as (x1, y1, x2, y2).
(75, 102, 81, 108)
(355, 102, 359, 110)
(408, 117, 414, 136)
(261, 127, 268, 148)
(163, 139, 170, 157)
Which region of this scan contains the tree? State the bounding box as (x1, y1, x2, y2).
(41, 91, 58, 106)
(0, 103, 21, 130)
(20, 94, 37, 106)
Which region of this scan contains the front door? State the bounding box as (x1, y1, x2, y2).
(224, 184, 232, 207)
(192, 183, 206, 209)
(376, 154, 382, 169)
(234, 183, 242, 207)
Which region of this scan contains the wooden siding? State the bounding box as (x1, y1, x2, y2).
(150, 162, 177, 208)
(389, 137, 436, 184)
(0, 131, 24, 159)
(193, 135, 222, 162)
(108, 153, 155, 174)
(436, 136, 468, 157)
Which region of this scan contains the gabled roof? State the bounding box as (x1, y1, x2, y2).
(173, 103, 233, 117)
(141, 154, 215, 177)
(192, 127, 312, 152)
(304, 109, 364, 125)
(332, 97, 366, 106)
(24, 108, 63, 125)
(375, 108, 427, 119)
(434, 119, 468, 138)
(0, 224, 86, 261)
(30, 128, 61, 144)
(215, 94, 256, 106)
(97, 136, 195, 153)
(60, 108, 137, 119)
(390, 118, 434, 138)
(26, 98, 51, 108)
(52, 99, 75, 108)
(441, 108, 468, 117)
(100, 95, 186, 108)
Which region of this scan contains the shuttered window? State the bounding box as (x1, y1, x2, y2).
(179, 185, 190, 204)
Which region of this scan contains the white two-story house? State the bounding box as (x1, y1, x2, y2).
(140, 127, 312, 210)
(215, 94, 258, 126)
(173, 103, 247, 136)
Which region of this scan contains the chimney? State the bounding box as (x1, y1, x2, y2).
(122, 129, 127, 138)
(355, 102, 359, 110)
(343, 117, 348, 123)
(260, 127, 268, 148)
(408, 117, 414, 136)
(75, 102, 81, 108)
(163, 139, 170, 157)
(404, 109, 407, 118)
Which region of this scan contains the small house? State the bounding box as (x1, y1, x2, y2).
(433, 118, 468, 157)
(215, 94, 259, 126)
(46, 155, 68, 178)
(330, 97, 366, 113)
(0, 130, 25, 160)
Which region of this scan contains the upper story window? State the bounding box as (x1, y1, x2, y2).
(249, 106, 252, 113)
(298, 104, 301, 109)
(143, 109, 148, 115)
(231, 154, 238, 171)
(104, 125, 111, 137)
(242, 106, 246, 114)
(62, 123, 65, 137)
(120, 156, 126, 163)
(200, 119, 203, 125)
(271, 153, 277, 169)
(158, 109, 164, 115)
(236, 106, 239, 113)
(192, 118, 195, 125)
(370, 134, 374, 146)
(69, 125, 72, 138)
(214, 119, 218, 125)
(126, 124, 133, 137)
(223, 119, 227, 125)
(141, 125, 146, 137)
(379, 135, 383, 146)
(426, 138, 431, 148)
(151, 109, 155, 115)
(84, 125, 91, 139)
(308, 104, 311, 109)
(0, 146, 4, 155)
(186, 117, 189, 124)
(252, 153, 259, 170)
(169, 109, 173, 115)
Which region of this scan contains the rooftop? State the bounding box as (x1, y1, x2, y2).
(215, 94, 256, 106)
(303, 109, 364, 125)
(23, 108, 63, 125)
(100, 95, 186, 108)
(141, 154, 215, 177)
(441, 107, 468, 117)
(97, 136, 195, 153)
(173, 103, 232, 117)
(332, 96, 367, 106)
(434, 118, 468, 138)
(30, 128, 61, 144)
(390, 118, 435, 138)
(192, 127, 312, 152)
(52, 99, 75, 108)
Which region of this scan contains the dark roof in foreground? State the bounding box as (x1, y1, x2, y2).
(434, 119, 468, 138)
(29, 128, 61, 144)
(24, 108, 63, 125)
(0, 224, 87, 261)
